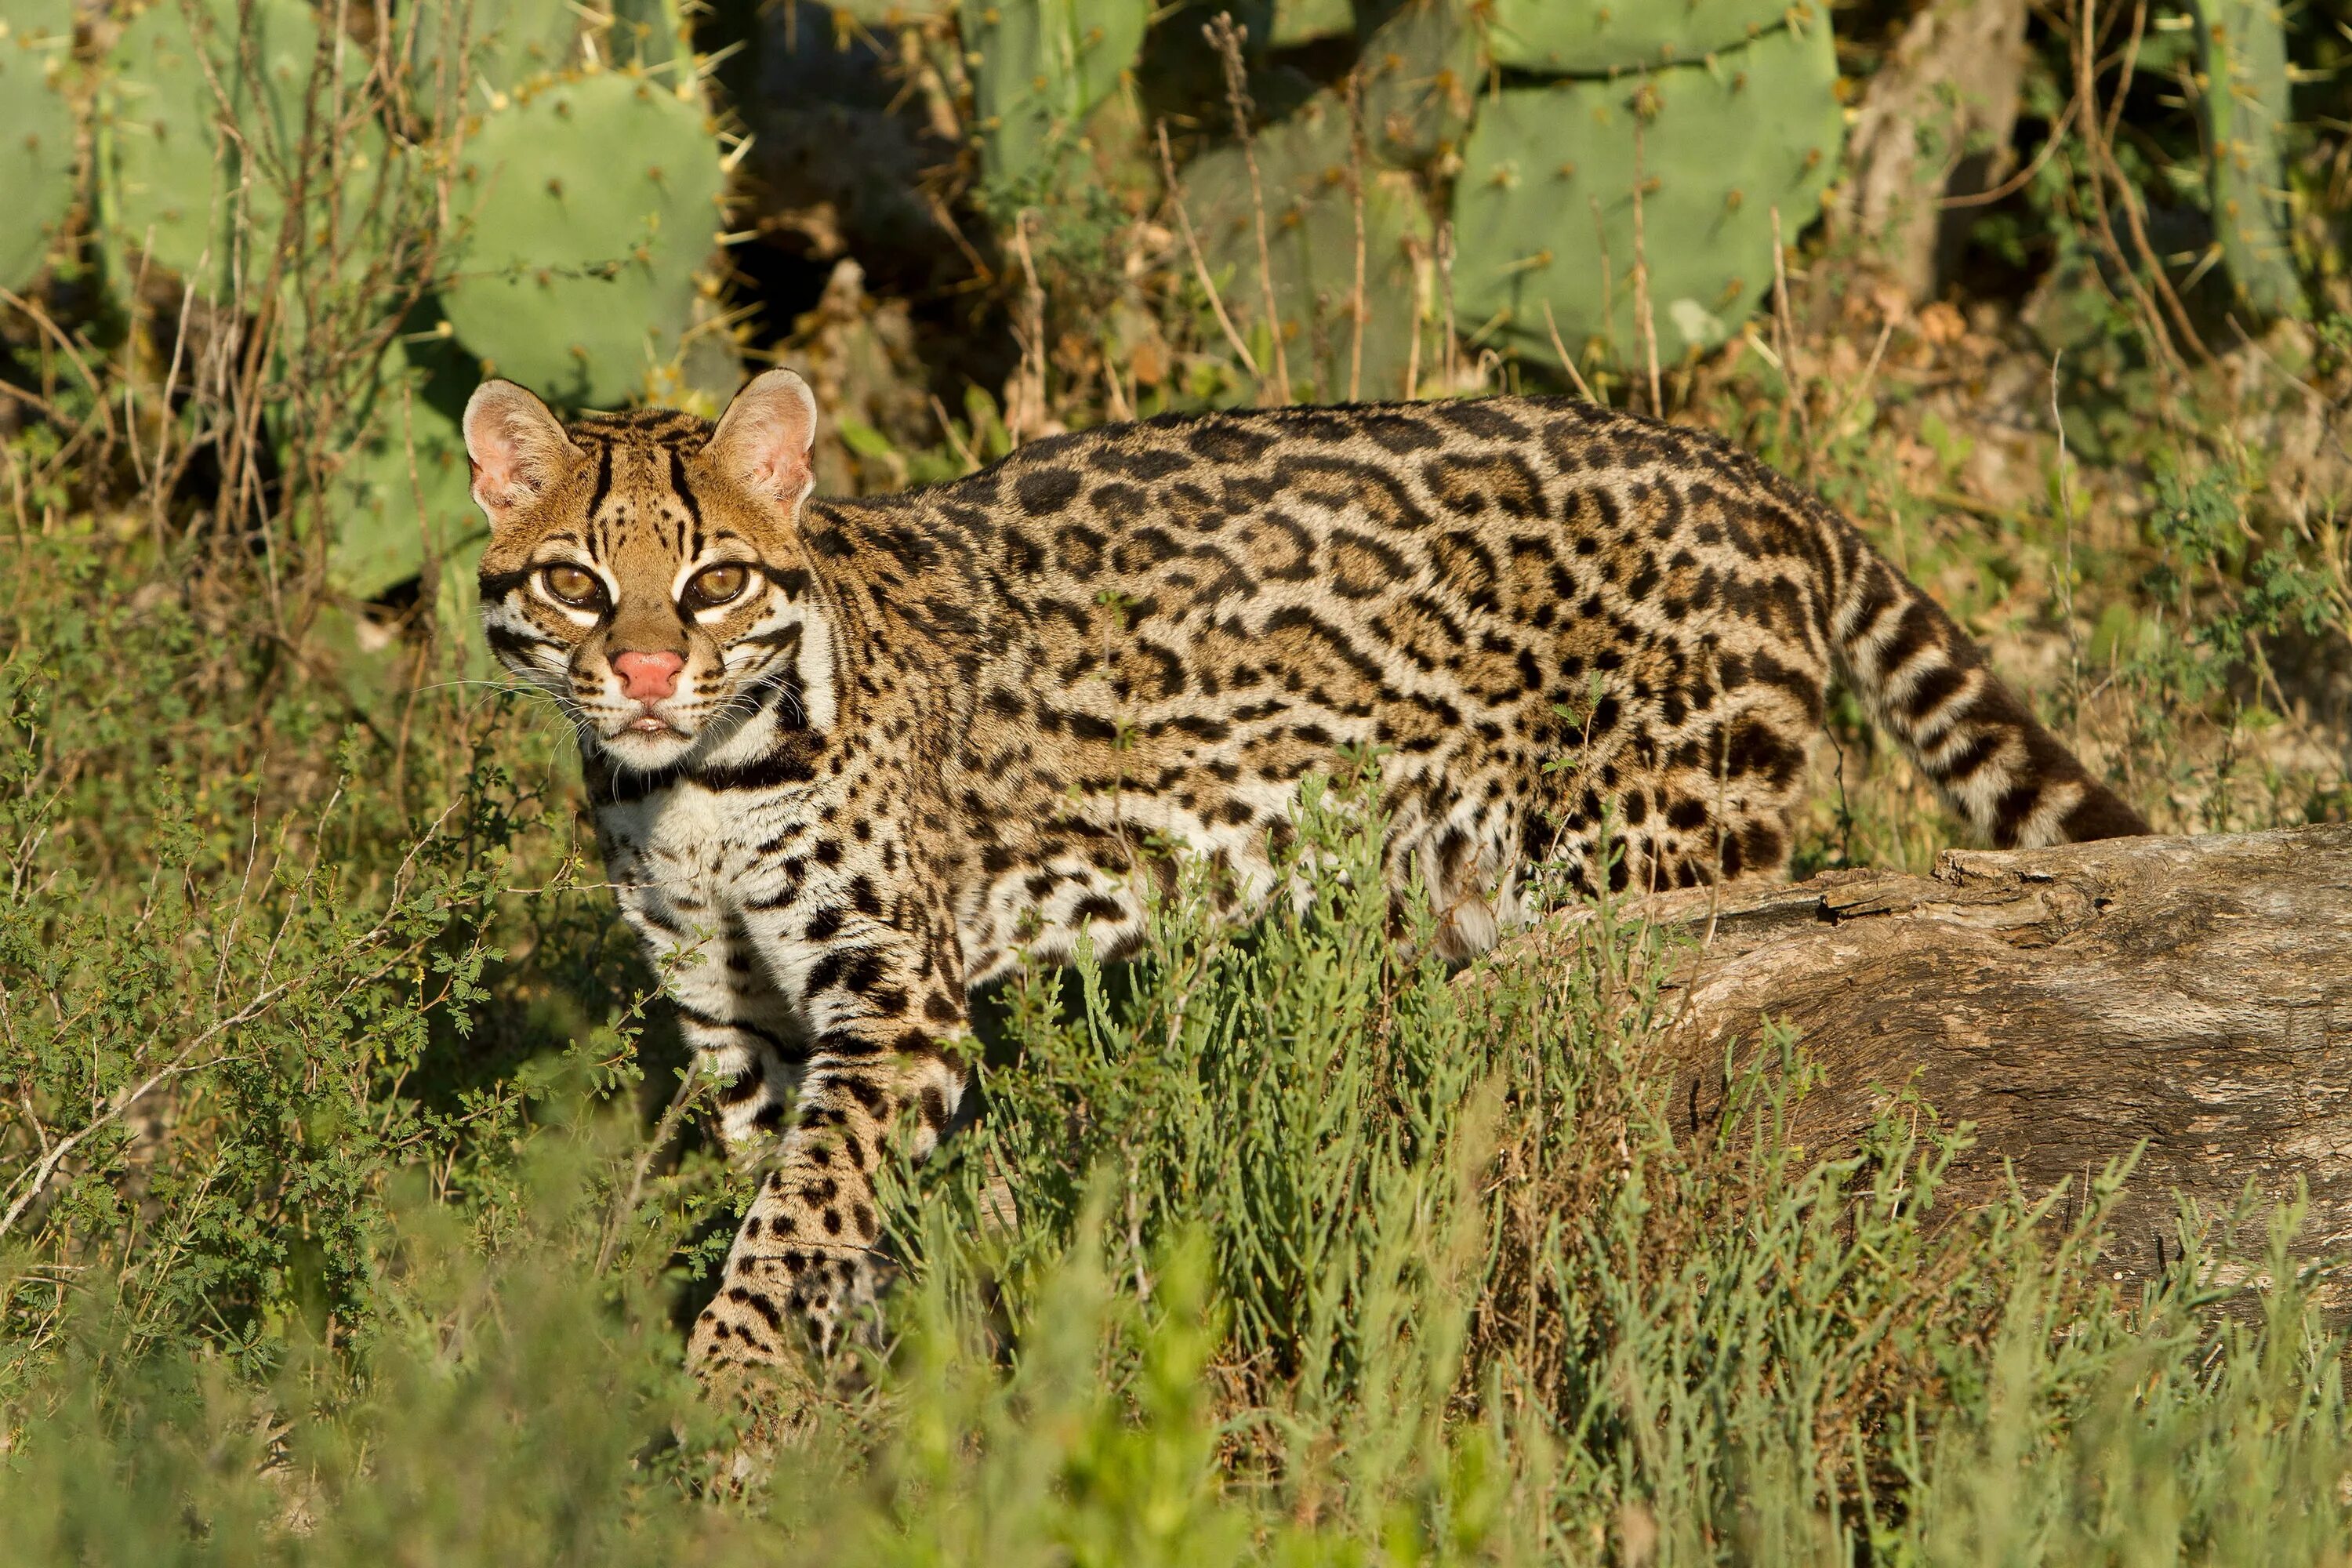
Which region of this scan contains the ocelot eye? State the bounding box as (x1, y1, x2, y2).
(687, 563, 750, 608)
(541, 564, 605, 608)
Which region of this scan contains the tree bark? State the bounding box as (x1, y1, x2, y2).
(1840, 0, 2031, 302)
(1529, 826, 2352, 1299)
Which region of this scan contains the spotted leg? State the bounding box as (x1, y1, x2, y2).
(686, 928, 971, 1368)
(614, 886, 802, 1151)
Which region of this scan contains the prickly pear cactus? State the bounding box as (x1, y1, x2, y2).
(323, 339, 481, 600)
(104, 0, 319, 295)
(405, 0, 581, 107)
(0, 0, 76, 292)
(2189, 0, 2304, 319)
(1482, 0, 1792, 74)
(605, 0, 684, 71)
(437, 69, 729, 408)
(103, 0, 387, 301)
(1356, 0, 1479, 167)
(1181, 89, 1432, 401)
(1451, 12, 1842, 371)
(961, 0, 1149, 191)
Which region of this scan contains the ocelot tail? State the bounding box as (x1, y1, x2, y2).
(464, 369, 2147, 1370)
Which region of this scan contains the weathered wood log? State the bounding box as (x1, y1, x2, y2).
(1519, 825, 2352, 1298)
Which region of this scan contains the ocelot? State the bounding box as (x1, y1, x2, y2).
(463, 368, 2146, 1369)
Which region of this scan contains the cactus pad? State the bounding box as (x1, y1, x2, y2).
(1181, 89, 1432, 400)
(406, 0, 581, 107)
(961, 0, 1149, 191)
(1272, 0, 1354, 47)
(1451, 14, 1842, 371)
(0, 0, 77, 291)
(104, 0, 326, 296)
(2189, 0, 2303, 319)
(437, 70, 728, 408)
(1482, 0, 1799, 75)
(1356, 0, 1479, 167)
(322, 339, 481, 601)
(604, 0, 684, 71)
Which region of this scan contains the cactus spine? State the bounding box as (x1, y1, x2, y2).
(1356, 0, 1479, 168)
(605, 0, 688, 71)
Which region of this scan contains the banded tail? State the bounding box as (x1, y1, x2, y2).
(1824, 521, 2149, 849)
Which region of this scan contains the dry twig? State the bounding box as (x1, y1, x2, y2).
(1156, 122, 1261, 382)
(1207, 13, 1292, 405)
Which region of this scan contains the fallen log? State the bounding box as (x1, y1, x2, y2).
(1516, 825, 2352, 1299)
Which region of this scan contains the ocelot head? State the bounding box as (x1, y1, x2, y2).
(462, 370, 837, 772)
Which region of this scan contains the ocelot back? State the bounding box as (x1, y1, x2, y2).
(464, 370, 2147, 1369)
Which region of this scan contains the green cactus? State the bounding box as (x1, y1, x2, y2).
(2189, 0, 2304, 320)
(104, 0, 316, 295)
(1482, 0, 1793, 75)
(961, 0, 1149, 192)
(322, 338, 482, 601)
(0, 0, 77, 292)
(1450, 12, 1842, 372)
(604, 0, 685, 72)
(1356, 0, 1479, 167)
(436, 68, 729, 408)
(405, 0, 581, 108)
(826, 0, 953, 24)
(103, 0, 389, 302)
(1272, 0, 1355, 47)
(1181, 89, 1432, 401)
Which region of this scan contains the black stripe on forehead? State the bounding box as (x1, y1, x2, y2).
(669, 446, 703, 543)
(567, 406, 710, 448)
(586, 437, 615, 519)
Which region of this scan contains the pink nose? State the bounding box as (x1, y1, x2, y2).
(612, 649, 684, 702)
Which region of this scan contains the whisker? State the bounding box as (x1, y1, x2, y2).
(411, 678, 521, 695)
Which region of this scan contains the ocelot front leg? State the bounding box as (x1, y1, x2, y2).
(687, 913, 971, 1368)
(616, 885, 802, 1149)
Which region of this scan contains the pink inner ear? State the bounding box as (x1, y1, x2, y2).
(473, 446, 517, 502)
(710, 371, 819, 507)
(470, 439, 532, 514)
(463, 381, 571, 519)
(755, 447, 807, 494)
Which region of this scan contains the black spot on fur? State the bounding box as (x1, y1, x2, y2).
(1016, 467, 1083, 516)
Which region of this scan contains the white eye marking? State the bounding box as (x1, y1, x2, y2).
(534, 561, 613, 620)
(676, 557, 756, 615)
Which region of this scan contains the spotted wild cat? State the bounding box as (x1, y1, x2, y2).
(463, 368, 2147, 1370)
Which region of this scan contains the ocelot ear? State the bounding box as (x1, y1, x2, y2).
(463, 379, 579, 530)
(707, 368, 818, 514)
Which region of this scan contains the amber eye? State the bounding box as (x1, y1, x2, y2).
(541, 564, 604, 608)
(687, 563, 750, 608)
